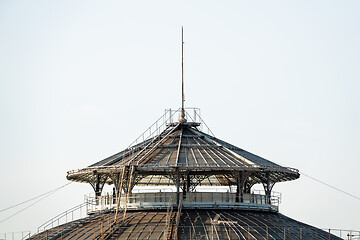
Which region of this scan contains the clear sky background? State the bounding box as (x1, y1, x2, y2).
(1, 0, 360, 235)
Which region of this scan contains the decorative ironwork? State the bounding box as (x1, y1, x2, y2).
(89, 173, 108, 197)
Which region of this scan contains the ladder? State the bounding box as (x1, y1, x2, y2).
(166, 198, 183, 240)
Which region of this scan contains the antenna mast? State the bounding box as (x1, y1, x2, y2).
(180, 26, 187, 123)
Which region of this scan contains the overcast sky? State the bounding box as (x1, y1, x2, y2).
(1, 0, 360, 235)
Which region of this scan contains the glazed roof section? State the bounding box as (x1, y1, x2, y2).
(88, 123, 286, 171)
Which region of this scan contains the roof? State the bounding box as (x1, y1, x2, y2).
(67, 120, 299, 186)
(30, 209, 341, 240)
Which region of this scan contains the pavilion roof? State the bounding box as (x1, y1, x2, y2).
(67, 121, 299, 186)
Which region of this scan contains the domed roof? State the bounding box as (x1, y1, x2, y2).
(67, 113, 299, 187)
(31, 209, 342, 240)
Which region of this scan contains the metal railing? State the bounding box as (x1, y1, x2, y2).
(67, 163, 299, 176)
(178, 225, 344, 240)
(127, 107, 213, 150)
(2, 225, 359, 240)
(322, 229, 360, 239)
(36, 202, 88, 234)
(0, 231, 30, 240)
(85, 191, 280, 213)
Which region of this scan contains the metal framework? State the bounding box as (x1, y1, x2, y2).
(67, 108, 299, 206)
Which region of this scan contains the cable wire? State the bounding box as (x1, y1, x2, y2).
(0, 182, 71, 213)
(0, 182, 72, 223)
(275, 160, 360, 202)
(0, 192, 52, 224)
(300, 171, 360, 201)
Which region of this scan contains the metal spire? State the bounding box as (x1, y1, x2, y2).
(179, 26, 187, 123)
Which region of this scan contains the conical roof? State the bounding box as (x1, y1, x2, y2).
(67, 117, 299, 187)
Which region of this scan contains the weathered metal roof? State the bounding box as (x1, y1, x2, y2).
(67, 121, 299, 186)
(29, 209, 341, 240)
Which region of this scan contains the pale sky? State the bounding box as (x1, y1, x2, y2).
(1, 0, 360, 235)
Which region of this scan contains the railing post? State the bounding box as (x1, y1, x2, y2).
(156, 122, 158, 135)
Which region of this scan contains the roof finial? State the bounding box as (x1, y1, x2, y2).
(179, 26, 187, 123)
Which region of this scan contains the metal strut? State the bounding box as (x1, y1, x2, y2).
(114, 166, 126, 222)
(123, 165, 135, 221)
(179, 26, 186, 123)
